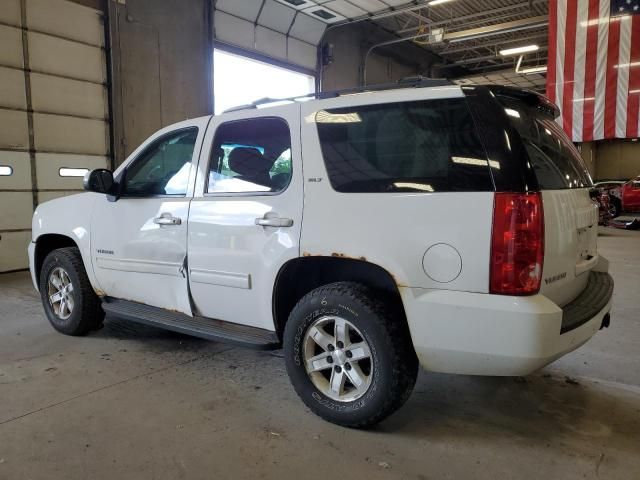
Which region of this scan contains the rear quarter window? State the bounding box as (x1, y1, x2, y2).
(495, 95, 593, 190)
(315, 98, 493, 193)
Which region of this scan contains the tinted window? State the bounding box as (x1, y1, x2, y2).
(123, 128, 197, 196)
(495, 95, 593, 190)
(207, 118, 291, 194)
(315, 99, 493, 193)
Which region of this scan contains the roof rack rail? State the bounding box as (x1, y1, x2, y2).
(222, 77, 453, 114)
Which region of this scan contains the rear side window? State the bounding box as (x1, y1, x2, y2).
(495, 95, 593, 190)
(315, 98, 493, 193)
(207, 117, 292, 194)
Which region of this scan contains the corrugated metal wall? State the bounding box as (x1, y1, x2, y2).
(0, 0, 110, 272)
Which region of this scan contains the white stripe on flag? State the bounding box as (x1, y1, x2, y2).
(616, 15, 632, 138)
(593, 0, 610, 140)
(572, 1, 589, 142)
(556, 0, 567, 128)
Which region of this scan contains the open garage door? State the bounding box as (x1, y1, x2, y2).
(0, 0, 111, 272)
(213, 0, 325, 75)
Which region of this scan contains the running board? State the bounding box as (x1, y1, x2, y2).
(102, 298, 279, 350)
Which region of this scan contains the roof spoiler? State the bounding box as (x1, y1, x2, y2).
(482, 85, 560, 119)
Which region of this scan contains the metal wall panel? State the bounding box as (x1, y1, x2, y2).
(0, 26, 24, 69)
(26, 0, 104, 47)
(288, 37, 317, 70)
(28, 32, 105, 83)
(30, 73, 107, 119)
(215, 11, 255, 51)
(36, 153, 107, 189)
(0, 67, 27, 110)
(258, 0, 296, 34)
(255, 26, 287, 60)
(0, 0, 21, 27)
(0, 192, 33, 230)
(0, 232, 31, 272)
(215, 4, 321, 72)
(216, 0, 262, 22)
(0, 110, 29, 149)
(0, 0, 110, 273)
(33, 114, 108, 155)
(289, 13, 325, 45)
(0, 151, 31, 189)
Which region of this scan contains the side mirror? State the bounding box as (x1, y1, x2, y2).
(83, 168, 114, 194)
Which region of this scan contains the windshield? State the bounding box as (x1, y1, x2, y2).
(495, 95, 593, 190)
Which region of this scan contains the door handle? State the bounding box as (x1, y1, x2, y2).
(154, 213, 182, 226)
(255, 215, 294, 228)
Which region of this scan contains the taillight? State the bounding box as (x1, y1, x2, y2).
(490, 192, 544, 295)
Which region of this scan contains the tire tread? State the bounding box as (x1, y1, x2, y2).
(285, 281, 418, 428)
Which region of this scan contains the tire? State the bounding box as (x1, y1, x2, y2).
(283, 281, 418, 428)
(39, 247, 104, 336)
(609, 197, 621, 218)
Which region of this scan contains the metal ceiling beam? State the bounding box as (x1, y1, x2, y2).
(463, 58, 548, 73)
(453, 47, 548, 66)
(444, 16, 548, 42)
(362, 15, 548, 84)
(396, 0, 547, 34)
(436, 32, 548, 56)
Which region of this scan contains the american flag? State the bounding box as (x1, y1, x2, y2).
(546, 0, 640, 142)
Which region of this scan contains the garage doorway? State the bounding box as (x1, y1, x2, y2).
(213, 49, 315, 115)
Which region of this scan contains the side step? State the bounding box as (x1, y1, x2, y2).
(102, 298, 280, 350)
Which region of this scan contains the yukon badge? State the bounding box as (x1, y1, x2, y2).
(544, 272, 567, 285)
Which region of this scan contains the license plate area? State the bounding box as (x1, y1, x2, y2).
(575, 225, 598, 275)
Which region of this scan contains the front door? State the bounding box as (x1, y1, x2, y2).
(91, 118, 210, 314)
(187, 106, 303, 330)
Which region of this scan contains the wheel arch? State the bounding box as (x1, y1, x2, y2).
(34, 234, 80, 285)
(272, 256, 408, 340)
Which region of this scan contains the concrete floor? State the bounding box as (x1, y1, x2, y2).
(1, 228, 639, 480)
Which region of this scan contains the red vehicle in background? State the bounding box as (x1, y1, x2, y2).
(595, 176, 640, 216)
(621, 176, 640, 212)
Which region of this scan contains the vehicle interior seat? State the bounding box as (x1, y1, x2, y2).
(228, 147, 275, 188)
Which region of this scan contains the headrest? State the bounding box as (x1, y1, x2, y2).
(228, 147, 273, 176)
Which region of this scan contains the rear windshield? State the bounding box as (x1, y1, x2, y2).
(495, 95, 593, 190)
(315, 98, 493, 193)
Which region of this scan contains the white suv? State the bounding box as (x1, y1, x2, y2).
(28, 82, 614, 427)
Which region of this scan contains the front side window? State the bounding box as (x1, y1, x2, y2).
(315, 98, 493, 193)
(123, 128, 198, 197)
(207, 118, 292, 194)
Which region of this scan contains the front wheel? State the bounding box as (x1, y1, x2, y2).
(39, 247, 104, 336)
(283, 282, 418, 428)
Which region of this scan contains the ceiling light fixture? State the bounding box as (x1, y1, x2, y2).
(428, 0, 455, 6)
(519, 66, 547, 74)
(500, 44, 539, 56)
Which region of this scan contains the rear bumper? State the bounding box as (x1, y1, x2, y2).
(401, 271, 614, 376)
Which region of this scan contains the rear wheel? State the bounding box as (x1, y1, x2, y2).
(39, 247, 104, 336)
(609, 197, 621, 218)
(283, 282, 418, 428)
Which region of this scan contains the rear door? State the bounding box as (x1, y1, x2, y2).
(495, 93, 598, 306)
(187, 105, 303, 330)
